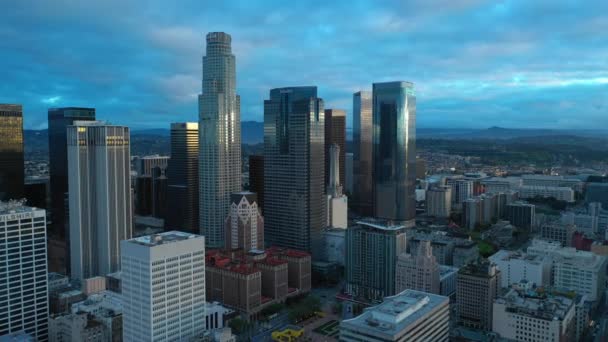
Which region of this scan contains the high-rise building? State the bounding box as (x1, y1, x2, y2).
(121, 231, 206, 341)
(326, 144, 347, 229)
(372, 81, 416, 225)
(352, 91, 373, 216)
(68, 121, 132, 280)
(395, 240, 440, 294)
(586, 182, 608, 208)
(133, 155, 169, 177)
(324, 109, 346, 187)
(199, 32, 242, 248)
(447, 178, 474, 205)
(167, 122, 199, 233)
(345, 152, 353, 194)
(456, 260, 500, 331)
(0, 104, 24, 202)
(345, 220, 408, 303)
(263, 86, 325, 256)
(248, 155, 264, 214)
(506, 201, 536, 230)
(224, 192, 264, 251)
(340, 289, 450, 342)
(0, 201, 49, 340)
(426, 186, 452, 218)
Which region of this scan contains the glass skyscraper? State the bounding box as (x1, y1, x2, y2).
(352, 91, 373, 216)
(263, 87, 325, 257)
(372, 82, 416, 225)
(0, 104, 24, 202)
(199, 32, 241, 248)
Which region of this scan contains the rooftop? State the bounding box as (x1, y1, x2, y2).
(128, 230, 202, 247)
(489, 250, 548, 266)
(0, 200, 41, 215)
(496, 287, 574, 321)
(341, 289, 448, 336)
(356, 219, 409, 231)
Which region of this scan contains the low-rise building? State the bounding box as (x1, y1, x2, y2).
(49, 312, 109, 342)
(489, 250, 552, 288)
(540, 223, 576, 246)
(522, 174, 583, 193)
(518, 185, 575, 202)
(340, 290, 450, 341)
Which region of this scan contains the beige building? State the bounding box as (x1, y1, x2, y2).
(395, 240, 440, 294)
(456, 260, 500, 331)
(426, 186, 452, 218)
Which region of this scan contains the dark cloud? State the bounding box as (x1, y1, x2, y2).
(0, 0, 606, 129)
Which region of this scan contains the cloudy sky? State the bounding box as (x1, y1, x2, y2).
(2, 0, 607, 129)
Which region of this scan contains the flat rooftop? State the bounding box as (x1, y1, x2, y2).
(341, 289, 448, 336)
(356, 219, 408, 231)
(0, 200, 42, 215)
(128, 230, 202, 247)
(496, 288, 574, 321)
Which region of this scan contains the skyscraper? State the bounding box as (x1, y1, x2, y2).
(167, 122, 199, 233)
(47, 107, 95, 274)
(0, 104, 24, 202)
(327, 144, 347, 229)
(426, 186, 452, 218)
(0, 201, 49, 340)
(248, 155, 264, 214)
(372, 82, 416, 225)
(263, 86, 325, 256)
(67, 121, 132, 280)
(199, 32, 242, 248)
(224, 192, 264, 251)
(352, 91, 373, 216)
(324, 109, 346, 188)
(121, 231, 206, 341)
(457, 260, 500, 331)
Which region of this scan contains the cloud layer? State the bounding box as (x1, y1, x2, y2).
(1, 0, 606, 129)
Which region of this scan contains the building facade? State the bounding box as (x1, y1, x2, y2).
(324, 109, 346, 188)
(199, 32, 242, 248)
(224, 192, 264, 251)
(506, 201, 536, 230)
(426, 186, 452, 218)
(456, 260, 500, 331)
(489, 250, 552, 288)
(248, 155, 264, 214)
(372, 81, 416, 225)
(0, 104, 24, 202)
(352, 91, 373, 216)
(263, 86, 325, 256)
(0, 202, 49, 340)
(67, 122, 132, 280)
(326, 144, 347, 229)
(167, 122, 199, 233)
(121, 232, 206, 341)
(395, 240, 440, 294)
(518, 185, 575, 202)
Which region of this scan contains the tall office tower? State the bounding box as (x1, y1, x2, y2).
(326, 144, 347, 229)
(372, 82, 416, 226)
(506, 201, 536, 230)
(340, 290, 450, 342)
(345, 220, 408, 303)
(134, 155, 169, 177)
(449, 178, 474, 204)
(0, 201, 49, 340)
(426, 186, 452, 218)
(121, 231, 206, 341)
(395, 240, 440, 294)
(324, 109, 346, 187)
(198, 32, 242, 248)
(167, 123, 199, 233)
(457, 260, 500, 331)
(68, 121, 132, 280)
(224, 192, 264, 251)
(263, 86, 325, 256)
(345, 152, 353, 194)
(248, 155, 264, 214)
(0, 104, 24, 202)
(352, 91, 373, 216)
(135, 163, 168, 218)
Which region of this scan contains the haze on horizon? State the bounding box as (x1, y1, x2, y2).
(1, 0, 606, 130)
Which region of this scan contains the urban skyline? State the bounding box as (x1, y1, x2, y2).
(2, 1, 607, 130)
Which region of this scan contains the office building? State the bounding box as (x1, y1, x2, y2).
(340, 290, 450, 342)
(456, 260, 500, 331)
(480, 177, 522, 193)
(447, 178, 474, 205)
(48, 107, 96, 241)
(561, 211, 599, 237)
(452, 240, 479, 267)
(439, 265, 458, 299)
(372, 81, 416, 225)
(121, 231, 206, 341)
(263, 86, 325, 256)
(527, 239, 608, 302)
(345, 152, 353, 194)
(323, 228, 345, 266)
(345, 220, 408, 303)
(506, 201, 536, 230)
(540, 223, 575, 246)
(68, 121, 132, 280)
(352, 91, 373, 216)
(395, 240, 440, 294)
(0, 201, 49, 340)
(326, 144, 347, 229)
(224, 192, 264, 251)
(489, 250, 552, 288)
(167, 122, 199, 233)
(0, 104, 24, 202)
(518, 185, 575, 202)
(586, 183, 608, 208)
(134, 155, 169, 218)
(24, 177, 49, 210)
(248, 155, 264, 214)
(522, 174, 583, 193)
(199, 32, 242, 248)
(324, 109, 346, 187)
(49, 312, 109, 342)
(133, 155, 169, 177)
(493, 284, 576, 342)
(426, 186, 452, 218)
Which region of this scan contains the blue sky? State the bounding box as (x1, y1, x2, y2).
(1, 0, 607, 130)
